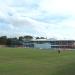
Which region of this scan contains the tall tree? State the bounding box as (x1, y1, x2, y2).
(0, 36, 7, 45)
(19, 36, 24, 41)
(24, 35, 33, 41)
(36, 37, 46, 39)
(36, 37, 40, 39)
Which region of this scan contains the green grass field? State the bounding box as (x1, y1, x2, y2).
(0, 48, 75, 75)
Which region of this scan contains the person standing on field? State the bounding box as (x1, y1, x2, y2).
(58, 49, 60, 54)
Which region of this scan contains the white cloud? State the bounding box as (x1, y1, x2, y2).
(60, 18, 75, 28)
(0, 0, 75, 39)
(39, 0, 75, 15)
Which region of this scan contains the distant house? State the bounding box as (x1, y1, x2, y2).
(6, 37, 75, 49)
(22, 39, 75, 49)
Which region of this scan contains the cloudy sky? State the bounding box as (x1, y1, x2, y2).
(0, 0, 75, 39)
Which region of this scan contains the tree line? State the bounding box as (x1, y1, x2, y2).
(0, 35, 47, 46)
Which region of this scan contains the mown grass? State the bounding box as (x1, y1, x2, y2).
(0, 48, 75, 75)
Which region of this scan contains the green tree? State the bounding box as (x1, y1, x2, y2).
(0, 36, 7, 45)
(19, 36, 24, 41)
(24, 35, 33, 41)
